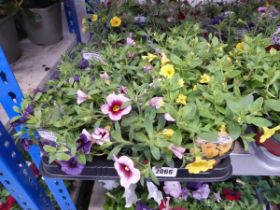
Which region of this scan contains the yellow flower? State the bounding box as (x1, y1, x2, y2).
(192, 85, 197, 91)
(91, 14, 98, 22)
(236, 42, 244, 51)
(162, 129, 174, 139)
(218, 143, 233, 156)
(161, 53, 170, 65)
(185, 156, 216, 174)
(81, 26, 88, 33)
(110, 16, 122, 27)
(260, 125, 280, 143)
(178, 78, 184, 88)
(227, 56, 232, 65)
(142, 53, 158, 62)
(200, 143, 219, 159)
(219, 124, 227, 134)
(199, 74, 210, 84)
(265, 1, 270, 7)
(82, 17, 87, 25)
(160, 64, 175, 79)
(105, 125, 112, 131)
(176, 94, 187, 105)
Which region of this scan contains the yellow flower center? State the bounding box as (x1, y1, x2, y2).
(178, 79, 184, 88)
(124, 166, 130, 171)
(236, 42, 244, 51)
(113, 105, 120, 112)
(199, 74, 210, 84)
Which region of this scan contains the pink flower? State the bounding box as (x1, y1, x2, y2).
(258, 6, 268, 13)
(168, 144, 185, 159)
(114, 156, 141, 189)
(100, 72, 110, 84)
(144, 65, 153, 73)
(127, 37, 136, 46)
(164, 113, 175, 122)
(92, 128, 110, 145)
(118, 86, 128, 95)
(101, 93, 132, 121)
(149, 97, 164, 109)
(163, 181, 182, 198)
(77, 90, 89, 104)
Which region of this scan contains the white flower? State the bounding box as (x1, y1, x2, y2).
(123, 184, 138, 208)
(77, 90, 89, 104)
(99, 180, 119, 191)
(137, 0, 146, 5)
(164, 113, 175, 122)
(146, 182, 163, 205)
(163, 181, 182, 198)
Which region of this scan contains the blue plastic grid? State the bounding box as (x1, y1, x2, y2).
(64, 0, 82, 42)
(0, 47, 76, 210)
(0, 122, 55, 210)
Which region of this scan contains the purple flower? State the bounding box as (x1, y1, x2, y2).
(187, 182, 204, 190)
(180, 187, 189, 200)
(258, 6, 268, 13)
(76, 132, 94, 154)
(127, 37, 136, 46)
(11, 104, 34, 127)
(164, 113, 175, 122)
(78, 58, 89, 70)
(168, 144, 185, 159)
(136, 202, 153, 210)
(214, 191, 222, 203)
(148, 97, 164, 109)
(100, 72, 110, 84)
(59, 157, 85, 175)
(144, 65, 153, 73)
(77, 90, 90, 104)
(163, 181, 182, 198)
(192, 184, 210, 200)
(51, 71, 60, 81)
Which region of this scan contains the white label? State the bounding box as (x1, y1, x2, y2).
(83, 52, 101, 60)
(152, 167, 177, 177)
(38, 129, 57, 142)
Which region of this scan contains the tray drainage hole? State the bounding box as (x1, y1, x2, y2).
(4, 141, 9, 148)
(0, 131, 2, 136)
(23, 202, 27, 206)
(4, 180, 10, 185)
(11, 151, 16, 158)
(17, 161, 23, 167)
(0, 71, 8, 83)
(54, 181, 59, 185)
(27, 208, 32, 210)
(8, 92, 17, 104)
(58, 189, 63, 193)
(65, 202, 70, 206)
(22, 169, 28, 176)
(0, 172, 3, 176)
(62, 196, 66, 200)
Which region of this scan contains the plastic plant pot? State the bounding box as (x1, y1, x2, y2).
(22, 2, 63, 45)
(196, 133, 234, 159)
(40, 155, 232, 182)
(255, 132, 280, 157)
(0, 16, 22, 63)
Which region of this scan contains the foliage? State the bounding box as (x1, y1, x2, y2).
(0, 0, 22, 16)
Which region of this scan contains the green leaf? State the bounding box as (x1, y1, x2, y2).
(13, 106, 22, 114)
(134, 132, 148, 142)
(150, 146, 161, 160)
(56, 153, 70, 161)
(265, 99, 280, 112)
(228, 123, 241, 140)
(43, 145, 56, 153)
(172, 130, 182, 145)
(107, 144, 122, 160)
(170, 54, 182, 65)
(78, 153, 86, 164)
(250, 97, 263, 114)
(199, 131, 218, 141)
(246, 116, 272, 127)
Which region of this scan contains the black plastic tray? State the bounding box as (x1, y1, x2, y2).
(40, 156, 232, 182)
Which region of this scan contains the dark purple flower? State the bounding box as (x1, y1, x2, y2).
(78, 58, 90, 70)
(11, 104, 34, 128)
(73, 75, 80, 83)
(51, 71, 60, 81)
(59, 157, 85, 175)
(210, 16, 224, 25)
(76, 133, 93, 154)
(187, 182, 204, 190)
(118, 86, 128, 95)
(136, 202, 154, 210)
(128, 52, 137, 60)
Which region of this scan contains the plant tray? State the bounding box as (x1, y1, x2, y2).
(40, 156, 232, 182)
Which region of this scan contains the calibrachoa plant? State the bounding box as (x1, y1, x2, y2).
(102, 178, 263, 209)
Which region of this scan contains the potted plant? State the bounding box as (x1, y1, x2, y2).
(0, 0, 22, 62)
(20, 0, 63, 45)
